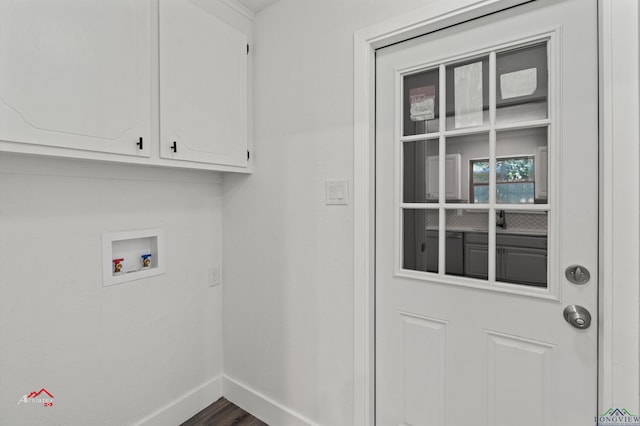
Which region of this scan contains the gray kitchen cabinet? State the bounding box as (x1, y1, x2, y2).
(464, 232, 489, 279)
(464, 245, 489, 279)
(463, 232, 547, 286)
(425, 231, 439, 272)
(425, 230, 464, 275)
(499, 246, 547, 285)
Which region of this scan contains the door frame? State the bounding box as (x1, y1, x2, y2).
(352, 1, 640, 425)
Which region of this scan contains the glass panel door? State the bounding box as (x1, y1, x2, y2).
(400, 39, 551, 287)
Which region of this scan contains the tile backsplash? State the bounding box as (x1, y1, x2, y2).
(504, 211, 548, 231)
(425, 209, 547, 232)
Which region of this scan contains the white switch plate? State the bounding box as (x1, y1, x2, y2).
(208, 266, 221, 287)
(326, 180, 349, 205)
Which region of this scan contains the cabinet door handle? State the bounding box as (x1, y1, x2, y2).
(171, 141, 177, 153)
(137, 137, 143, 150)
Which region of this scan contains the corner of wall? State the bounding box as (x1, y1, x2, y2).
(223, 375, 318, 426)
(134, 376, 223, 426)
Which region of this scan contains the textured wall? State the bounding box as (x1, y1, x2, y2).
(0, 154, 224, 426)
(222, 1, 433, 425)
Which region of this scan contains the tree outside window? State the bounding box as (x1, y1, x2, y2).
(471, 156, 535, 204)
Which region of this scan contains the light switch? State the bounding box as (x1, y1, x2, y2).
(208, 266, 221, 287)
(326, 180, 349, 205)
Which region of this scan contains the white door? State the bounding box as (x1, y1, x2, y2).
(375, 1, 598, 425)
(0, 0, 151, 157)
(159, 0, 248, 167)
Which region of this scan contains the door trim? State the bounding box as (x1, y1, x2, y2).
(352, 1, 640, 424)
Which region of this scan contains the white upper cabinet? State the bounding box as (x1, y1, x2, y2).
(0, 0, 151, 157)
(426, 153, 461, 200)
(0, 0, 252, 172)
(159, 0, 248, 167)
(535, 145, 548, 199)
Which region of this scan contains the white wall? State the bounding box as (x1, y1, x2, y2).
(221, 1, 432, 425)
(0, 154, 224, 426)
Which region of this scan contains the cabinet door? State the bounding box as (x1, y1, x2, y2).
(444, 154, 461, 199)
(498, 246, 547, 286)
(426, 155, 440, 199)
(425, 231, 439, 273)
(535, 145, 548, 199)
(159, 0, 248, 167)
(0, 0, 151, 156)
(426, 231, 465, 275)
(426, 153, 461, 199)
(445, 232, 464, 275)
(464, 243, 488, 279)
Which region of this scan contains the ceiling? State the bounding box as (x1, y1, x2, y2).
(236, 0, 281, 13)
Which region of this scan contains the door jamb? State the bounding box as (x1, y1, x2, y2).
(352, 1, 639, 424)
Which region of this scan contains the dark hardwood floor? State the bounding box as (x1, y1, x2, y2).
(180, 397, 268, 426)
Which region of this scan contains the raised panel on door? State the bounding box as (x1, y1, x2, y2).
(400, 313, 448, 426)
(0, 0, 151, 157)
(159, 0, 248, 167)
(486, 331, 553, 426)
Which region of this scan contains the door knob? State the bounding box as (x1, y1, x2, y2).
(563, 304, 591, 329)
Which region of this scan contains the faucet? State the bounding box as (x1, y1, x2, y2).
(496, 210, 507, 229)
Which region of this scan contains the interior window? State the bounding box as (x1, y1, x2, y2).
(471, 156, 535, 204)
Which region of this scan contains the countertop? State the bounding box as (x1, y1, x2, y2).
(426, 226, 547, 237)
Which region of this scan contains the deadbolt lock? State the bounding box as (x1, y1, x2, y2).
(565, 265, 590, 285)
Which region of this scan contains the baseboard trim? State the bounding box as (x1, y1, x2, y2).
(223, 375, 319, 426)
(134, 375, 223, 426)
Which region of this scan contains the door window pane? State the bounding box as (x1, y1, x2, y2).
(399, 40, 552, 288)
(471, 160, 490, 203)
(496, 42, 548, 124)
(403, 209, 438, 272)
(446, 133, 489, 204)
(496, 127, 548, 204)
(403, 68, 440, 136)
(496, 157, 535, 204)
(496, 210, 548, 287)
(460, 210, 489, 281)
(403, 139, 438, 203)
(497, 182, 535, 204)
(446, 56, 489, 130)
(470, 156, 535, 204)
